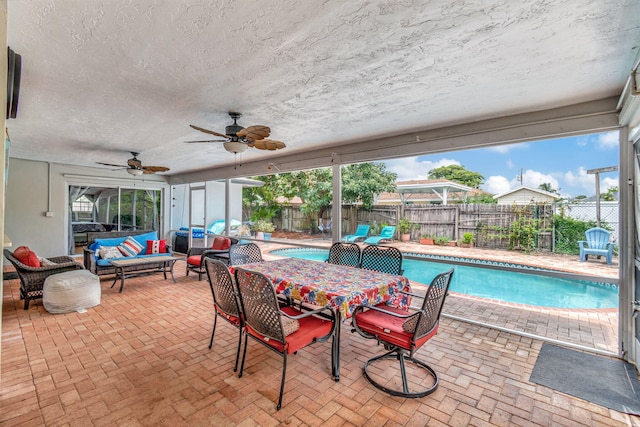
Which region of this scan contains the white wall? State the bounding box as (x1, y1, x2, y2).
(4, 158, 170, 259)
(496, 189, 556, 205)
(170, 180, 243, 233)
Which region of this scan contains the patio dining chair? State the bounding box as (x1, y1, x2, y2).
(352, 268, 454, 398)
(229, 243, 263, 266)
(360, 245, 404, 275)
(187, 237, 238, 280)
(234, 267, 336, 410)
(204, 258, 244, 372)
(326, 242, 361, 267)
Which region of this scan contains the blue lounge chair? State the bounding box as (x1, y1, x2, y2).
(578, 227, 614, 265)
(363, 226, 396, 245)
(342, 224, 370, 243)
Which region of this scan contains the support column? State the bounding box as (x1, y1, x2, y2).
(332, 164, 341, 243)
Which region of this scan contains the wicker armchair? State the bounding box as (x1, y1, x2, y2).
(4, 249, 85, 310)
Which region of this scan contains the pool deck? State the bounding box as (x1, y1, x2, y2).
(259, 237, 620, 354)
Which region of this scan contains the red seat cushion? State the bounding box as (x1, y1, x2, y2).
(212, 237, 231, 250)
(245, 306, 333, 354)
(215, 306, 241, 326)
(187, 255, 202, 267)
(354, 304, 438, 350)
(13, 246, 41, 268)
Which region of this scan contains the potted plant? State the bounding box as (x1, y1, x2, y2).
(434, 236, 456, 246)
(419, 233, 435, 245)
(397, 218, 414, 242)
(458, 232, 474, 248)
(253, 220, 275, 241)
(237, 224, 252, 244)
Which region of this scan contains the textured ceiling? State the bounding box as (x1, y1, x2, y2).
(5, 0, 640, 177)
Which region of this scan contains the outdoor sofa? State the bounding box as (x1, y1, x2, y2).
(83, 230, 173, 276)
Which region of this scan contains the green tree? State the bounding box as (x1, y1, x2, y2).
(538, 183, 559, 194)
(601, 186, 618, 201)
(428, 165, 484, 188)
(466, 193, 497, 204)
(342, 163, 397, 209)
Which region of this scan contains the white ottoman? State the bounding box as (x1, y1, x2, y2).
(43, 270, 101, 314)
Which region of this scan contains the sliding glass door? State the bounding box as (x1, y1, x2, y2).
(69, 185, 163, 254)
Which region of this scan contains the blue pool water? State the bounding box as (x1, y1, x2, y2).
(270, 248, 618, 309)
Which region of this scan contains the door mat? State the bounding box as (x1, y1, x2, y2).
(530, 343, 640, 415)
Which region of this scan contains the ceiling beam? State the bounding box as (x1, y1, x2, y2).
(169, 97, 620, 185)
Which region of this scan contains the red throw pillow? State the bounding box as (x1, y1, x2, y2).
(13, 246, 41, 268)
(146, 239, 167, 254)
(211, 237, 231, 250)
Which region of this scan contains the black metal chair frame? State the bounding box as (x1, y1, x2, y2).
(186, 237, 239, 280)
(4, 249, 85, 309)
(352, 268, 454, 398)
(359, 245, 404, 275)
(234, 267, 336, 410)
(204, 258, 244, 372)
(229, 243, 263, 266)
(325, 242, 361, 267)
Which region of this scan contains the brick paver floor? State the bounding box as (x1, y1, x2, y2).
(1, 251, 635, 426)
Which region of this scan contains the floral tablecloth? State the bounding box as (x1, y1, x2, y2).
(235, 258, 411, 318)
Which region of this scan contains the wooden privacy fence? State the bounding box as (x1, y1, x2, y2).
(271, 203, 556, 251)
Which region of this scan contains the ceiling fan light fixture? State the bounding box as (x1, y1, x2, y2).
(224, 141, 247, 154)
(127, 168, 144, 176)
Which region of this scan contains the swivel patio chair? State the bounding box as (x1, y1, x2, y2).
(342, 224, 370, 243)
(187, 237, 238, 280)
(4, 248, 85, 309)
(229, 243, 263, 266)
(578, 227, 614, 265)
(326, 242, 361, 267)
(363, 225, 396, 245)
(204, 258, 244, 372)
(352, 268, 454, 398)
(360, 245, 404, 275)
(234, 267, 336, 410)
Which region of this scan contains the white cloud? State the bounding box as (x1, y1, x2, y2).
(506, 159, 515, 169)
(485, 142, 526, 154)
(383, 157, 460, 181)
(520, 169, 559, 191)
(563, 167, 595, 193)
(597, 131, 619, 150)
(602, 176, 619, 191)
(483, 176, 511, 195)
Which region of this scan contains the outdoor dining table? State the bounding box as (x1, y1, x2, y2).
(232, 257, 412, 380)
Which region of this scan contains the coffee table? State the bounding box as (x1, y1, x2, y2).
(109, 255, 184, 293)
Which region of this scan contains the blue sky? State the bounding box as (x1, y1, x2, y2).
(383, 131, 620, 199)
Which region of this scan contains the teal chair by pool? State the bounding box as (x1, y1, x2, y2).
(363, 226, 396, 245)
(578, 227, 614, 265)
(342, 224, 370, 243)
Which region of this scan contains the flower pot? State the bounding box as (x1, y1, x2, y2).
(401, 233, 411, 242)
(255, 231, 264, 241)
(446, 241, 457, 247)
(419, 238, 434, 245)
(263, 233, 272, 240)
(459, 242, 474, 248)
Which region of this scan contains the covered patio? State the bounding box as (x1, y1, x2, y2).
(0, 253, 631, 425)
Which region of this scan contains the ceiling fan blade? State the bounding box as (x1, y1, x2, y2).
(97, 162, 128, 168)
(250, 139, 286, 150)
(237, 125, 270, 142)
(183, 139, 228, 143)
(190, 124, 228, 138)
(142, 166, 170, 173)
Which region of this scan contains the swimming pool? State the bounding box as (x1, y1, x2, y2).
(270, 248, 618, 309)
